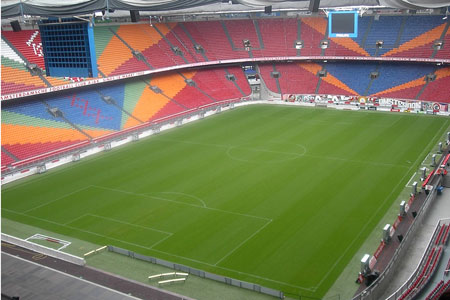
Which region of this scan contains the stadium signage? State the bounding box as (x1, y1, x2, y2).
(282, 94, 449, 113)
(378, 98, 421, 109)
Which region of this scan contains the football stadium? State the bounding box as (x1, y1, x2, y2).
(1, 0, 450, 299)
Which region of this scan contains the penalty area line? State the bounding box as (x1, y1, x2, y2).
(2, 207, 316, 292)
(214, 219, 272, 266)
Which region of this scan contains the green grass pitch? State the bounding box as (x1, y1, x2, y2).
(2, 105, 449, 298)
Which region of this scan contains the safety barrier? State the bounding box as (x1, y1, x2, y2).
(107, 245, 284, 299)
(351, 178, 445, 300)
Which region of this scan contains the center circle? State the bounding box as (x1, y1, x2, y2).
(226, 142, 307, 164)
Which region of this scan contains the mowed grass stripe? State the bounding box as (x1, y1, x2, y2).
(2, 105, 448, 298)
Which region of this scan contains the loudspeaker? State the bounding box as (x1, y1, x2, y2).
(271, 71, 280, 78)
(397, 234, 403, 242)
(309, 0, 320, 13)
(412, 211, 417, 218)
(264, 6, 272, 14)
(130, 10, 140, 23)
(10, 20, 21, 32)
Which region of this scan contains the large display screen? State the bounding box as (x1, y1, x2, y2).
(328, 11, 358, 38)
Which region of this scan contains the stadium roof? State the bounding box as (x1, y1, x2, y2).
(1, 0, 449, 18)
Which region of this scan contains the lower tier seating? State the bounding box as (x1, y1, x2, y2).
(1, 66, 251, 166)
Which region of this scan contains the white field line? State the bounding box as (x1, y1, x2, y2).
(23, 186, 92, 214)
(405, 172, 417, 188)
(159, 137, 407, 168)
(91, 185, 271, 222)
(313, 119, 449, 293)
(214, 219, 272, 266)
(88, 214, 173, 236)
(149, 234, 173, 249)
(422, 153, 431, 165)
(64, 213, 89, 225)
(2, 207, 313, 292)
(148, 191, 207, 208)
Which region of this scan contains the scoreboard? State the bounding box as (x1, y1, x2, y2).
(328, 11, 358, 38)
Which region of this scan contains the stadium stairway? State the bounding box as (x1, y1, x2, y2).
(434, 23, 450, 59)
(164, 23, 199, 63)
(175, 71, 217, 107)
(316, 65, 358, 96)
(225, 66, 251, 96)
(172, 23, 209, 62)
(96, 26, 152, 77)
(259, 19, 291, 57)
(151, 24, 190, 65)
(276, 62, 321, 94)
(300, 17, 327, 56)
(258, 63, 281, 94)
(1, 146, 19, 166)
(1, 103, 94, 161)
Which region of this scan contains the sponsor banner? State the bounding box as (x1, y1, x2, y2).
(422, 101, 449, 112)
(369, 256, 377, 270)
(378, 98, 422, 109)
(2, 54, 447, 101)
(373, 241, 385, 259)
(1, 70, 149, 101)
(389, 226, 396, 237)
(281, 94, 449, 113)
(393, 216, 402, 230)
(407, 194, 415, 209)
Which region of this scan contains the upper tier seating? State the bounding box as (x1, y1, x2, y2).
(2, 16, 448, 97)
(2, 30, 80, 94)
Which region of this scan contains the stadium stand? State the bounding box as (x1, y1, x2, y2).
(1, 65, 250, 165)
(271, 62, 322, 94)
(364, 16, 403, 56)
(317, 67, 358, 96)
(2, 29, 46, 70)
(258, 63, 280, 94)
(383, 16, 447, 58)
(367, 64, 435, 96)
(397, 246, 444, 300)
(2, 15, 449, 167)
(1, 104, 92, 161)
(185, 21, 240, 60)
(259, 18, 298, 57)
(223, 19, 261, 57)
(300, 17, 327, 56)
(425, 280, 444, 300)
(419, 67, 450, 102)
(320, 62, 374, 96)
(1, 32, 78, 94)
(258, 61, 450, 100)
(1, 150, 17, 166)
(3, 16, 449, 99)
(434, 29, 450, 60)
(95, 25, 151, 76)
